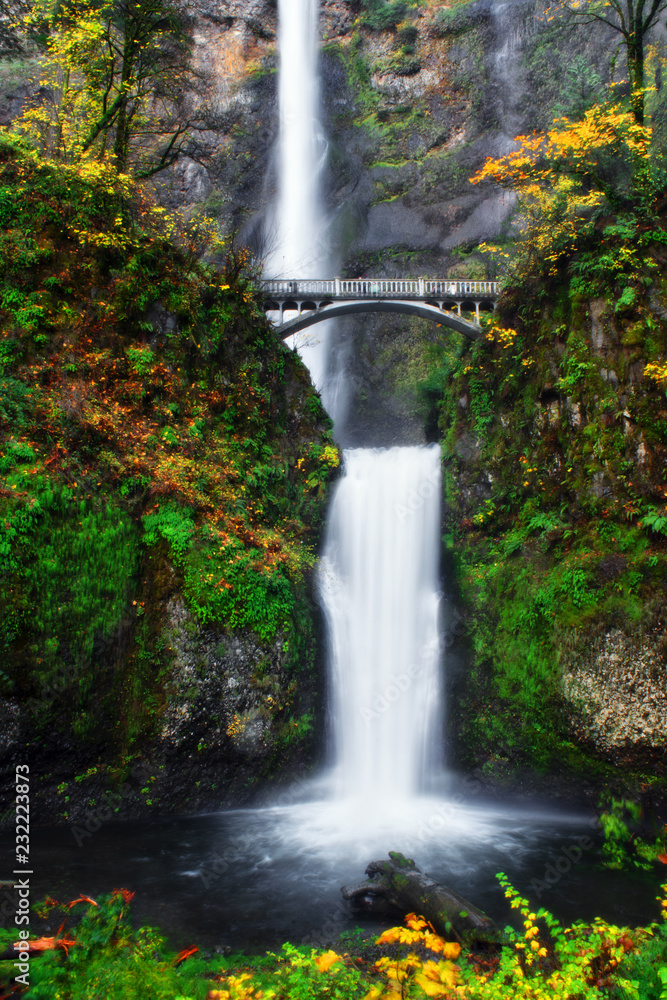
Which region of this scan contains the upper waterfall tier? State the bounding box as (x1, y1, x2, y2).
(265, 0, 328, 279)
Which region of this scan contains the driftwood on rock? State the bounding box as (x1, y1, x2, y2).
(341, 851, 498, 942)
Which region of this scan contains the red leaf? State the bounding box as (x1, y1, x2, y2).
(111, 889, 135, 903)
(15, 936, 76, 953)
(174, 945, 199, 965)
(67, 894, 98, 909)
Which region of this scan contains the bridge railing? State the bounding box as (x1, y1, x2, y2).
(259, 278, 500, 299)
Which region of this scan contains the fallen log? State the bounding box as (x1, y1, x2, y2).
(341, 851, 498, 943)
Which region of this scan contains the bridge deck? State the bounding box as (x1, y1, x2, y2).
(259, 278, 500, 301)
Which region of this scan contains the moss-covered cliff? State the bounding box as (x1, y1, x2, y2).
(0, 137, 337, 827)
(425, 210, 667, 800)
(2, 0, 666, 817)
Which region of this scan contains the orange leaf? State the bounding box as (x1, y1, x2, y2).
(15, 936, 76, 953)
(67, 895, 97, 909)
(315, 950, 342, 972)
(112, 889, 135, 903)
(658, 853, 667, 864)
(174, 945, 199, 965)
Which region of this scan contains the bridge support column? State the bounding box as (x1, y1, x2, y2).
(455, 301, 462, 316)
(475, 302, 480, 323)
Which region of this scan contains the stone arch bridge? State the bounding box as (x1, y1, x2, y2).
(259, 278, 500, 339)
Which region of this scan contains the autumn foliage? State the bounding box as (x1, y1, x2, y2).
(5, 881, 667, 998)
(470, 102, 658, 281)
(0, 134, 336, 746)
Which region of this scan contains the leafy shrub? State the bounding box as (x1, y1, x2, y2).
(184, 532, 295, 642)
(11, 882, 667, 1000)
(143, 503, 195, 562)
(361, 0, 410, 31)
(1, 482, 139, 726)
(642, 506, 667, 536)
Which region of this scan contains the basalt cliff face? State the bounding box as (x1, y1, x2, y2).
(2, 0, 666, 809)
(150, 0, 666, 796)
(0, 140, 336, 829)
(145, 0, 611, 255)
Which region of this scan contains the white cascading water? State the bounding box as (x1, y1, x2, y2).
(171, 0, 590, 910)
(268, 0, 445, 808)
(265, 0, 334, 401)
(266, 0, 326, 278)
(320, 447, 442, 802)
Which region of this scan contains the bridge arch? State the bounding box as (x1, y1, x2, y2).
(273, 299, 482, 340)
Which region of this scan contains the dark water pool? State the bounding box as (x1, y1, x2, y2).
(4, 793, 662, 951)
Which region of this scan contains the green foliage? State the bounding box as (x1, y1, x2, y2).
(556, 349, 597, 391)
(598, 796, 667, 870)
(611, 923, 667, 1000)
(24, 891, 217, 999)
(560, 567, 595, 609)
(143, 503, 194, 563)
(0, 136, 332, 760)
(184, 531, 295, 642)
(642, 506, 667, 536)
(360, 0, 410, 31)
(599, 797, 642, 869)
(426, 192, 667, 780)
(553, 56, 604, 121)
(1, 478, 138, 726)
(17, 882, 667, 1000)
(277, 711, 313, 747)
(431, 2, 478, 38)
(455, 873, 662, 1000)
(126, 345, 155, 376)
(260, 943, 367, 999)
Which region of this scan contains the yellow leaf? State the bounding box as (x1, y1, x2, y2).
(415, 959, 459, 994)
(442, 941, 461, 960)
(414, 974, 447, 997)
(376, 927, 402, 945)
(315, 950, 342, 972)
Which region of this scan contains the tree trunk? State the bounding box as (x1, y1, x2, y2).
(113, 28, 136, 171)
(627, 33, 645, 124)
(341, 852, 498, 943)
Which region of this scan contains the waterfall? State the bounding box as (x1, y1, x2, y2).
(266, 0, 326, 279)
(265, 0, 334, 403)
(320, 446, 443, 802)
(268, 0, 444, 809)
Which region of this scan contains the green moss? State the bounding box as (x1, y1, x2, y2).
(424, 215, 667, 780)
(0, 135, 334, 770)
